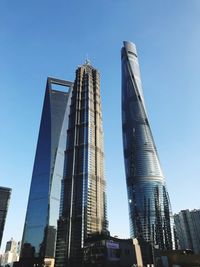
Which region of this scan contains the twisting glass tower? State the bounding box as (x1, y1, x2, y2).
(121, 41, 175, 250)
(55, 62, 107, 267)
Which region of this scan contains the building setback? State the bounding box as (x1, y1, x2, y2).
(121, 41, 175, 250)
(55, 62, 108, 267)
(0, 186, 11, 248)
(174, 209, 200, 254)
(19, 78, 73, 267)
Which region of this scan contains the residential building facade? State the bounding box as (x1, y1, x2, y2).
(174, 209, 200, 254)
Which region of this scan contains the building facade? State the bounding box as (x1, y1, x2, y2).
(0, 186, 11, 248)
(174, 209, 200, 254)
(1, 238, 20, 266)
(83, 235, 153, 267)
(5, 238, 18, 253)
(20, 78, 73, 266)
(55, 63, 108, 267)
(121, 41, 175, 250)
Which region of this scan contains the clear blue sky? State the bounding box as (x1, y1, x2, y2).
(1, 0, 200, 252)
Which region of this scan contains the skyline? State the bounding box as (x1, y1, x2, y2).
(1, 0, 200, 253)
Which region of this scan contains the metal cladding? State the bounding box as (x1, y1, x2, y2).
(55, 63, 108, 267)
(121, 41, 175, 250)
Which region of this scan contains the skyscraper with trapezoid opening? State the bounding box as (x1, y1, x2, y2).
(19, 78, 73, 267)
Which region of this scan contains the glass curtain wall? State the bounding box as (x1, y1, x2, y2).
(20, 78, 73, 266)
(121, 41, 175, 250)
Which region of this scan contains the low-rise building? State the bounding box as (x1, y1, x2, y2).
(83, 233, 153, 267)
(0, 238, 20, 267)
(155, 249, 200, 267)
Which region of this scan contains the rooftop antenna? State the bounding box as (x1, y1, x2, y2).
(85, 53, 91, 65)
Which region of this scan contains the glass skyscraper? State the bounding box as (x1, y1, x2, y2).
(20, 78, 73, 267)
(0, 186, 11, 248)
(55, 62, 107, 267)
(121, 41, 175, 250)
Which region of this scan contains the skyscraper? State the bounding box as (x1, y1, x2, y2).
(55, 62, 107, 267)
(174, 209, 200, 254)
(121, 41, 175, 250)
(20, 78, 73, 267)
(0, 186, 11, 248)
